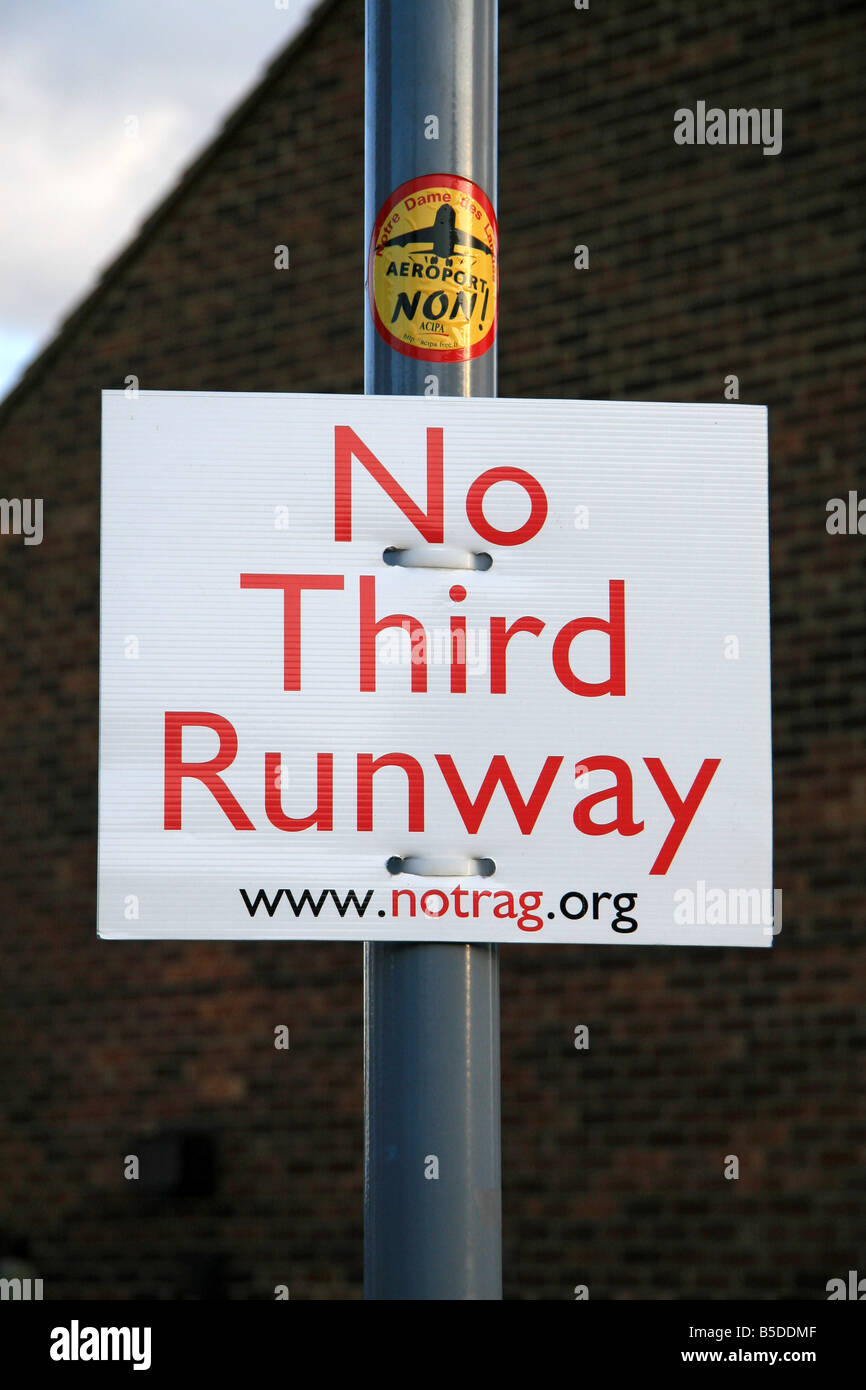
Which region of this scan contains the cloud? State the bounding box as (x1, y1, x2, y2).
(0, 0, 317, 395)
(0, 51, 192, 326)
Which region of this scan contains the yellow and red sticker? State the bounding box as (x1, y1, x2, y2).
(368, 174, 498, 362)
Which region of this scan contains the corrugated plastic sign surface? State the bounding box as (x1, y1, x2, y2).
(99, 392, 771, 944)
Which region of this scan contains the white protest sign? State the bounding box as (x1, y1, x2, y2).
(98, 391, 771, 944)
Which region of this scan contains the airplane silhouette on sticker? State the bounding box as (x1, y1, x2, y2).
(380, 205, 492, 260)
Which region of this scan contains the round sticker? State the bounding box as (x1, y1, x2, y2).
(368, 174, 498, 362)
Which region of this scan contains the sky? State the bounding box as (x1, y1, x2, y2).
(0, 0, 318, 400)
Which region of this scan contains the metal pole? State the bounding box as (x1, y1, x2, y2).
(363, 0, 502, 1299)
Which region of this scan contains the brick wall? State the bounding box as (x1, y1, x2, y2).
(0, 0, 862, 1299)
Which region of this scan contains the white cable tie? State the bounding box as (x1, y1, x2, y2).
(388, 854, 496, 878)
(384, 544, 492, 571)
